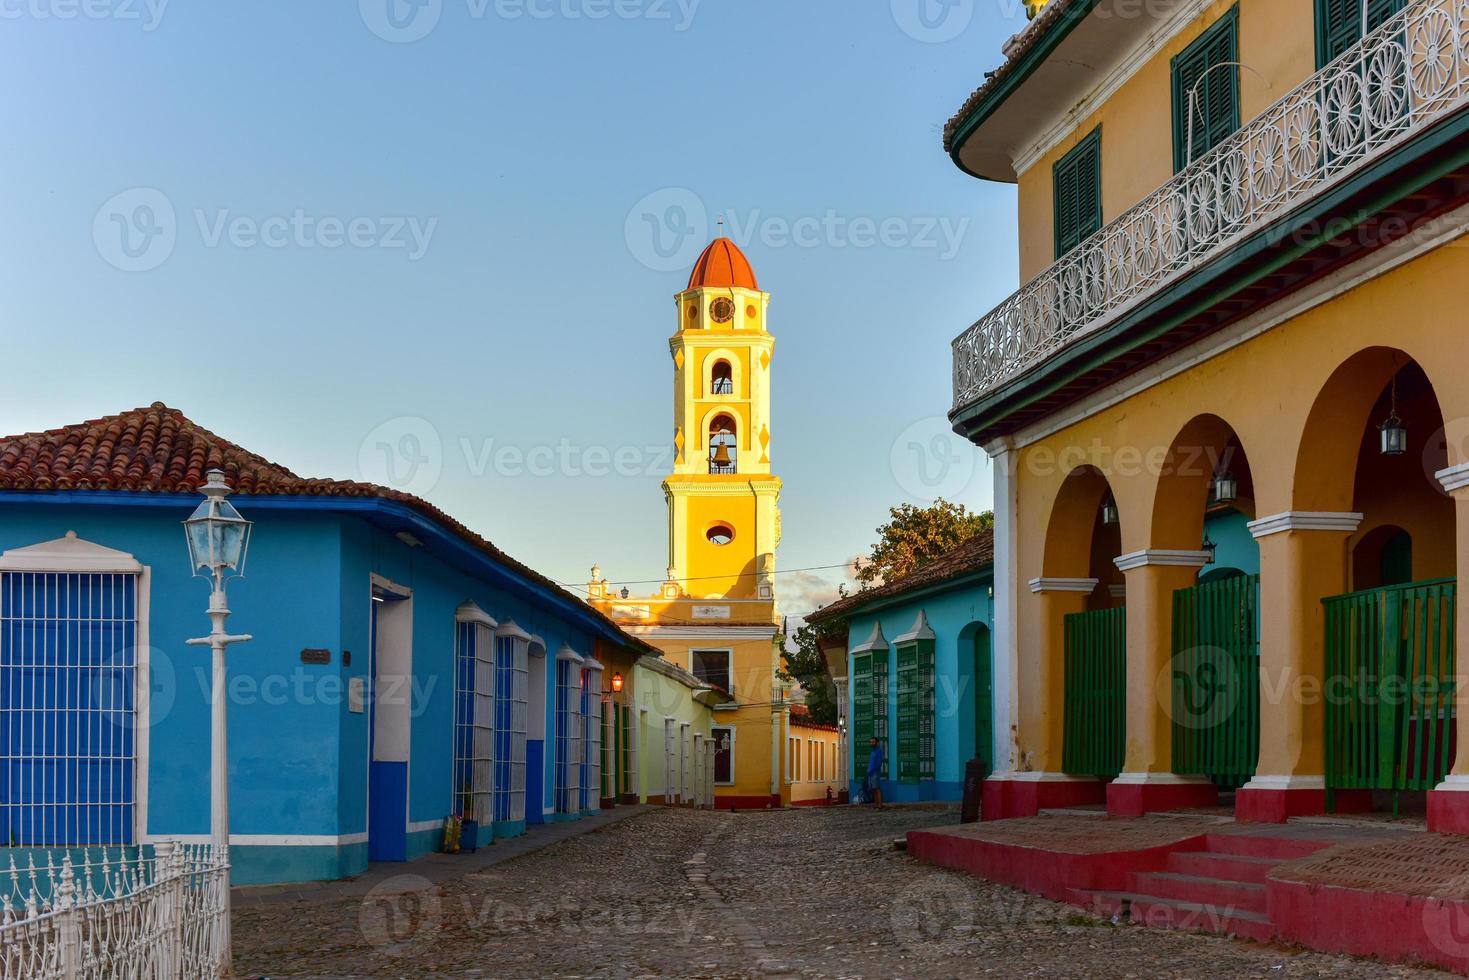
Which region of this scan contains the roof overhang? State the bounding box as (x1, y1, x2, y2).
(950, 0, 1194, 182)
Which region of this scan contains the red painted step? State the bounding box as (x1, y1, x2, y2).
(1201, 831, 1332, 861)
(1130, 871, 1267, 915)
(1166, 850, 1280, 884)
(1073, 890, 1274, 942)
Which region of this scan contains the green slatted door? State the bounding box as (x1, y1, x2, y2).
(1062, 607, 1127, 779)
(896, 638, 937, 784)
(1324, 579, 1457, 811)
(1053, 128, 1102, 258)
(1171, 574, 1261, 789)
(852, 652, 873, 783)
(1172, 7, 1240, 171)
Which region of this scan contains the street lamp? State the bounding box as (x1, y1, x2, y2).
(183, 468, 253, 968)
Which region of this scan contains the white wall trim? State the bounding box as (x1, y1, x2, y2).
(1012, 0, 1217, 177)
(454, 601, 498, 628)
(623, 625, 778, 641)
(1239, 774, 1326, 792)
(989, 442, 1019, 775)
(1114, 550, 1211, 571)
(406, 818, 445, 834)
(494, 618, 532, 641)
(370, 573, 412, 597)
(1108, 583, 1127, 598)
(0, 531, 143, 573)
(1028, 577, 1099, 594)
(556, 644, 584, 663)
(893, 610, 936, 644)
(1436, 462, 1469, 494)
(1010, 202, 1469, 450)
(1006, 771, 1101, 783)
(1110, 772, 1213, 786)
(850, 622, 889, 655)
(145, 832, 372, 846)
(1247, 511, 1364, 539)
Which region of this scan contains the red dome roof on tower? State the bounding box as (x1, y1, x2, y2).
(686, 237, 759, 291)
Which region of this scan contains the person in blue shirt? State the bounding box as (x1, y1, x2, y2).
(865, 737, 884, 810)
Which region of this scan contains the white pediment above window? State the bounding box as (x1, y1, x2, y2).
(0, 531, 143, 573)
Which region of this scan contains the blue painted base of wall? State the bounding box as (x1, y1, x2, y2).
(526, 740, 546, 825)
(878, 780, 962, 804)
(492, 819, 526, 839)
(405, 826, 439, 862)
(231, 842, 369, 886)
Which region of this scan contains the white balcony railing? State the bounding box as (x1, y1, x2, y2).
(953, 0, 1469, 410)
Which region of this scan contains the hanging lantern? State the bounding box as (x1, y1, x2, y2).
(1212, 470, 1238, 505)
(1379, 369, 1408, 456)
(1101, 495, 1119, 527)
(611, 672, 624, 694)
(620, 587, 630, 599)
(1202, 534, 1218, 565)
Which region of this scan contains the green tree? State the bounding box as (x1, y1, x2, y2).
(856, 499, 993, 587)
(780, 621, 841, 726)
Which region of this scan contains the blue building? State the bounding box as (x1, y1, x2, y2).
(807, 532, 994, 804)
(0, 404, 654, 884)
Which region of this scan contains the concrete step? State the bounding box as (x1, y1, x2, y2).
(1078, 891, 1274, 942)
(1167, 850, 1280, 884)
(1131, 871, 1267, 915)
(1203, 831, 1331, 861)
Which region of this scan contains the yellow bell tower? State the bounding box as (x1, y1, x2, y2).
(666, 237, 782, 605)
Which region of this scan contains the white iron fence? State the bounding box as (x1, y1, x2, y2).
(0, 841, 228, 979)
(952, 0, 1469, 409)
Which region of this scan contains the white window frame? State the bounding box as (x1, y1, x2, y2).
(688, 647, 734, 696)
(555, 647, 583, 815)
(583, 660, 604, 811)
(0, 534, 149, 847)
(492, 624, 530, 825)
(452, 604, 497, 827)
(710, 725, 735, 787)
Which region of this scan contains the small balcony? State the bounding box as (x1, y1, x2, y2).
(952, 0, 1469, 418)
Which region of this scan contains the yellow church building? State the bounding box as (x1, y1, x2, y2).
(946, 0, 1469, 829)
(589, 238, 838, 808)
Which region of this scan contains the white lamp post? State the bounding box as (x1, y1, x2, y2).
(183, 468, 253, 971)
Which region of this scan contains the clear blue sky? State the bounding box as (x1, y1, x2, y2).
(0, 0, 1026, 615)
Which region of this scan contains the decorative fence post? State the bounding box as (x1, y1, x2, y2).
(53, 858, 80, 980)
(155, 840, 181, 980)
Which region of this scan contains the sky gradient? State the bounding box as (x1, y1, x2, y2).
(1, 0, 1029, 615)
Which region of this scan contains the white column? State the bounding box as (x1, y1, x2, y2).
(986, 439, 1019, 775)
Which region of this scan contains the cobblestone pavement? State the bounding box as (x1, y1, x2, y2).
(233, 805, 1445, 978)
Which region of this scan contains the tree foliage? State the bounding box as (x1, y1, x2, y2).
(855, 499, 993, 587)
(780, 621, 841, 726)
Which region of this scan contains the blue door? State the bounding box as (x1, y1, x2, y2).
(368, 591, 410, 861)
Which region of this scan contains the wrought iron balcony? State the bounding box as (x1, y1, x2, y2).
(952, 0, 1469, 411)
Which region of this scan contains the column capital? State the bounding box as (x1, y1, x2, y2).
(1435, 462, 1469, 495)
(1028, 577, 1098, 594)
(1114, 550, 1211, 572)
(1247, 511, 1363, 538)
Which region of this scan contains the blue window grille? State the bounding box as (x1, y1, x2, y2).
(0, 571, 138, 846)
(452, 621, 494, 826)
(492, 635, 528, 824)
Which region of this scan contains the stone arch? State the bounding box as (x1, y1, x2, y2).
(1148, 413, 1258, 555)
(702, 348, 743, 397)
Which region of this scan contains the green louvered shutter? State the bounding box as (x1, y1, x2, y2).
(1053, 128, 1102, 259)
(1316, 0, 1405, 68)
(1172, 8, 1240, 172)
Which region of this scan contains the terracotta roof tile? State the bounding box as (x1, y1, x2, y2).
(0, 403, 658, 654)
(805, 529, 993, 625)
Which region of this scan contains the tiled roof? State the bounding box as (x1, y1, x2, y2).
(0, 403, 658, 654)
(805, 529, 994, 625)
(943, 0, 1084, 154)
(789, 703, 839, 733)
(686, 237, 759, 291)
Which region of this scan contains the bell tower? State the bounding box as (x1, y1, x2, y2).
(665, 238, 781, 605)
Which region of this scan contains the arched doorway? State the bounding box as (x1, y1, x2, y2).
(1040, 465, 1125, 784)
(1152, 416, 1262, 796)
(1294, 351, 1455, 814)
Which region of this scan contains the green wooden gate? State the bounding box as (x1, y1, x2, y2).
(1170, 574, 1260, 789)
(852, 648, 890, 781)
(1063, 607, 1127, 779)
(1324, 578, 1456, 808)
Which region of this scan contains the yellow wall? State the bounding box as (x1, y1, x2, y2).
(1016, 0, 1316, 282)
(787, 723, 845, 804)
(1009, 232, 1469, 775)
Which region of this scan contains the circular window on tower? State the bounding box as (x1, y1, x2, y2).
(710, 297, 735, 324)
(706, 523, 735, 546)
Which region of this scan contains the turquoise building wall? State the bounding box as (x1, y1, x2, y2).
(845, 573, 993, 804)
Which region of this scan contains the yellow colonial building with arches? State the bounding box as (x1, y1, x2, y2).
(946, 0, 1469, 829)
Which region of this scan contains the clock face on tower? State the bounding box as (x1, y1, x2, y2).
(710, 297, 735, 324)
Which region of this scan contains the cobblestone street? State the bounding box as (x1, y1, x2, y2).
(234, 806, 1444, 978)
